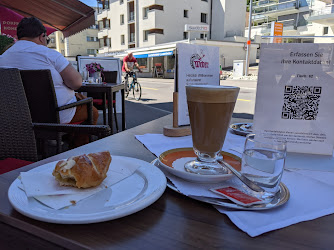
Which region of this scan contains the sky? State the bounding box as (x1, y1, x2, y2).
(80, 0, 96, 7)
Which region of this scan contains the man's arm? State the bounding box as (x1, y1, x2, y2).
(135, 62, 142, 73)
(60, 63, 82, 90)
(124, 61, 130, 72)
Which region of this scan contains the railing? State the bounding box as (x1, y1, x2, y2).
(129, 12, 135, 21)
(251, 18, 308, 30)
(253, 0, 297, 15)
(129, 33, 135, 43)
(310, 4, 334, 17)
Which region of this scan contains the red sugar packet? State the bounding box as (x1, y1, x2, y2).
(210, 186, 264, 206)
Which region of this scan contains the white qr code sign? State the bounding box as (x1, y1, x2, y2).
(254, 43, 334, 155)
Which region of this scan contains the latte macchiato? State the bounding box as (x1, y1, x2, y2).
(185, 85, 239, 174)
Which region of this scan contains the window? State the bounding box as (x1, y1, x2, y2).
(129, 33, 135, 42)
(143, 7, 149, 19)
(87, 49, 96, 55)
(184, 10, 188, 18)
(324, 27, 329, 35)
(86, 36, 96, 42)
(183, 32, 188, 39)
(100, 37, 111, 47)
(100, 18, 110, 29)
(200, 33, 205, 39)
(50, 38, 55, 43)
(144, 30, 149, 41)
(121, 35, 125, 45)
(105, 19, 110, 29)
(201, 13, 207, 23)
(137, 58, 148, 69)
(61, 49, 65, 55)
(106, 38, 111, 47)
(98, 20, 103, 30)
(120, 0, 123, 4)
(120, 14, 124, 25)
(98, 0, 109, 12)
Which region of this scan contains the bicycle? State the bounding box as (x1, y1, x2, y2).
(123, 71, 142, 101)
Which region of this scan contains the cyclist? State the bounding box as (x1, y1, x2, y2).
(122, 52, 142, 75)
(122, 52, 142, 92)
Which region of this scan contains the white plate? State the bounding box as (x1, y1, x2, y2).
(8, 156, 167, 224)
(158, 148, 242, 183)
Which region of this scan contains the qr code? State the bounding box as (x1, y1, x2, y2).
(282, 86, 322, 120)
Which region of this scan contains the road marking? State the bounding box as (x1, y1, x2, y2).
(237, 99, 251, 102)
(241, 87, 256, 90)
(146, 105, 172, 114)
(142, 87, 159, 90)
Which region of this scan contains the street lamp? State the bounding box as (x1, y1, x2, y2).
(245, 0, 253, 76)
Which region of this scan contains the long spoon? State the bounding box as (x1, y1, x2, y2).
(217, 159, 265, 193)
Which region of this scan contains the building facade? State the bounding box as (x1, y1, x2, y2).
(248, 0, 334, 43)
(96, 0, 258, 77)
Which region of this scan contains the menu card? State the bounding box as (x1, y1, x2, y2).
(254, 43, 334, 155)
(176, 43, 219, 126)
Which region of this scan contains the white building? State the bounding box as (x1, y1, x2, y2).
(97, 0, 258, 77)
(248, 0, 334, 43)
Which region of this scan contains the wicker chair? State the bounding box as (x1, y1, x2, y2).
(19, 69, 95, 153)
(0, 68, 111, 173)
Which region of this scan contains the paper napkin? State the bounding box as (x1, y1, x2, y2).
(135, 132, 334, 237)
(20, 157, 140, 210)
(164, 169, 334, 237)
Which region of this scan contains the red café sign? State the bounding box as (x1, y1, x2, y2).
(0, 6, 56, 39)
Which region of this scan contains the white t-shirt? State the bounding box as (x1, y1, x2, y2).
(0, 40, 76, 123)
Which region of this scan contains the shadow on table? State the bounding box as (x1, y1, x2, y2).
(232, 113, 253, 120)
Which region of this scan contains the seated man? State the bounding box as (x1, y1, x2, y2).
(0, 17, 98, 148)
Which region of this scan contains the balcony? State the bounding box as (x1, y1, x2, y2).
(252, 0, 302, 18)
(308, 4, 334, 25)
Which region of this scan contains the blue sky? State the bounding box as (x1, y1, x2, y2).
(80, 0, 96, 7)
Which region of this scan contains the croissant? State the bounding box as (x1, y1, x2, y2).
(52, 151, 111, 188)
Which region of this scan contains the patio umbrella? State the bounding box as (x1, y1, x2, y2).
(0, 0, 95, 37)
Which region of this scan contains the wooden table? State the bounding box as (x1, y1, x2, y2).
(1, 115, 334, 249)
(78, 83, 125, 134)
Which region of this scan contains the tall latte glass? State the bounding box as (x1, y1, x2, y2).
(185, 85, 239, 175)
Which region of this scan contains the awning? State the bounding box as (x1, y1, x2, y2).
(135, 50, 174, 58)
(0, 7, 57, 38)
(0, 0, 95, 37)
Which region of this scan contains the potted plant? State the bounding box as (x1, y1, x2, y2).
(86, 62, 104, 80)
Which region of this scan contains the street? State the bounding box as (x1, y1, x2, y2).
(97, 77, 258, 130)
(134, 77, 257, 117)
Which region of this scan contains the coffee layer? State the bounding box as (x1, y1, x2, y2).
(186, 85, 239, 103)
(188, 101, 236, 156)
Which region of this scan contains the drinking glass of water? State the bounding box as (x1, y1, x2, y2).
(241, 133, 287, 202)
